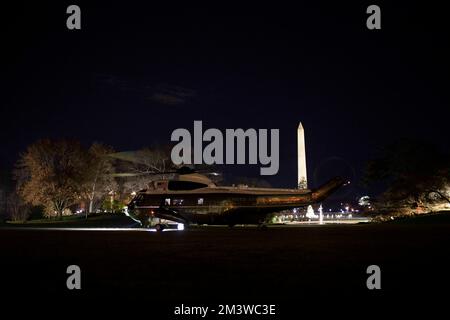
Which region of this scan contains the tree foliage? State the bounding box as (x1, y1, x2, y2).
(16, 139, 86, 218)
(6, 192, 30, 222)
(79, 142, 117, 214)
(363, 139, 450, 208)
(15, 139, 116, 219)
(118, 146, 177, 194)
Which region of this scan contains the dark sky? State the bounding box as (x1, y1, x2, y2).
(1, 2, 449, 200)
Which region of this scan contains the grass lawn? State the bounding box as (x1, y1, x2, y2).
(1, 213, 138, 228)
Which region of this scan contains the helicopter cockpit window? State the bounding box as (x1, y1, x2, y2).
(168, 181, 208, 191)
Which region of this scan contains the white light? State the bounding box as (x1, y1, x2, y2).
(177, 223, 185, 231)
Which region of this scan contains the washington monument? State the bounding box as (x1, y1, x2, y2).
(297, 122, 308, 189)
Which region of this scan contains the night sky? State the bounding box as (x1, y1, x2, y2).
(1, 2, 449, 200)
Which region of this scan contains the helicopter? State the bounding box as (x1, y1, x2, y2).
(124, 166, 346, 231)
(112, 122, 346, 230)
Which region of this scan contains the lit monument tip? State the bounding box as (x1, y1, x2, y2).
(297, 122, 308, 189)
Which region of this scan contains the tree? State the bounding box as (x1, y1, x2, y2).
(114, 146, 177, 194)
(363, 139, 450, 210)
(6, 192, 30, 222)
(15, 139, 86, 219)
(79, 143, 117, 215)
(0, 169, 8, 221)
(124, 146, 173, 175)
(0, 183, 7, 222)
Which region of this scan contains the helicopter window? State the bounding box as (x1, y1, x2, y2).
(168, 181, 208, 191)
(164, 198, 171, 206)
(173, 199, 184, 206)
(197, 198, 204, 205)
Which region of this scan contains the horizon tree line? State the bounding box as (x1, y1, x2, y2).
(3, 139, 176, 221)
(0, 138, 449, 221)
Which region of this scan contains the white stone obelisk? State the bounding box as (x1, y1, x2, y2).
(319, 204, 324, 224)
(297, 122, 308, 189)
